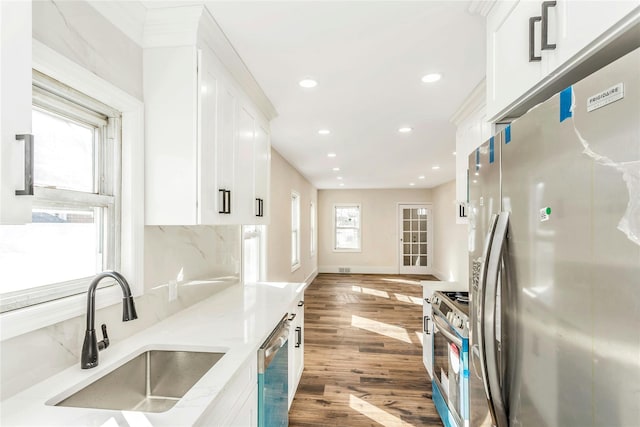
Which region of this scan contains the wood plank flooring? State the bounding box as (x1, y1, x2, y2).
(289, 273, 444, 427)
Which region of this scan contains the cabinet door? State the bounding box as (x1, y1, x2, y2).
(0, 1, 32, 224)
(227, 386, 258, 427)
(546, 1, 639, 71)
(215, 83, 237, 223)
(235, 106, 256, 222)
(487, 1, 545, 120)
(253, 124, 270, 223)
(198, 50, 219, 224)
(144, 46, 199, 225)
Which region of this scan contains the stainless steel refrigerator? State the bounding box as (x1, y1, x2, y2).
(468, 47, 640, 427)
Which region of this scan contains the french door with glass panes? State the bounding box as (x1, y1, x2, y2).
(398, 204, 433, 274)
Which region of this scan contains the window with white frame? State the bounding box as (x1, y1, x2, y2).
(310, 201, 316, 256)
(291, 192, 300, 270)
(334, 204, 361, 251)
(0, 71, 121, 313)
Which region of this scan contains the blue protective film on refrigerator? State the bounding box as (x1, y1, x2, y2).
(475, 148, 480, 171)
(505, 124, 511, 144)
(560, 86, 573, 122)
(489, 137, 495, 164)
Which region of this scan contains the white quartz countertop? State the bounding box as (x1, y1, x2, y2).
(1, 281, 307, 426)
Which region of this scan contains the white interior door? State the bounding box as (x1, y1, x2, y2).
(398, 204, 432, 274)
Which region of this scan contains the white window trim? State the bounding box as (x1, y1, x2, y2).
(310, 201, 317, 257)
(0, 40, 144, 341)
(291, 191, 301, 272)
(333, 203, 362, 253)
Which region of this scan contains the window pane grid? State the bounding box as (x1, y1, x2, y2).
(0, 76, 120, 313)
(401, 207, 429, 267)
(334, 205, 361, 251)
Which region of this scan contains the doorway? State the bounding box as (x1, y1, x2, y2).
(398, 204, 433, 274)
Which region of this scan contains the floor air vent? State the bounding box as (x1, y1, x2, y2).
(338, 267, 351, 273)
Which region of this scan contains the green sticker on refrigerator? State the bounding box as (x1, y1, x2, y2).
(539, 207, 551, 222)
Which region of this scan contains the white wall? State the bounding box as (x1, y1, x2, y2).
(266, 149, 318, 284)
(318, 189, 432, 273)
(432, 180, 469, 287)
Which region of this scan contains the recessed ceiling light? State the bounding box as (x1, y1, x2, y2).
(421, 73, 441, 83)
(398, 127, 413, 133)
(409, 182, 416, 186)
(453, 151, 457, 155)
(473, 180, 478, 184)
(432, 165, 440, 170)
(327, 152, 336, 158)
(337, 176, 343, 180)
(339, 183, 345, 187)
(418, 175, 425, 180)
(332, 167, 340, 172)
(318, 129, 331, 135)
(475, 172, 479, 176)
(299, 78, 317, 88)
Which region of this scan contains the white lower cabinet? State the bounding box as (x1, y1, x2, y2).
(422, 286, 435, 379)
(197, 353, 258, 426)
(226, 386, 258, 427)
(288, 293, 305, 409)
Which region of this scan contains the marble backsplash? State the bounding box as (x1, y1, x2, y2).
(0, 225, 241, 400)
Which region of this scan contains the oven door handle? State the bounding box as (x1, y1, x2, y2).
(432, 314, 463, 348)
(483, 211, 510, 427)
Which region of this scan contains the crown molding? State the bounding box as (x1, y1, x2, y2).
(450, 78, 486, 126)
(467, 0, 496, 17)
(142, 5, 277, 121)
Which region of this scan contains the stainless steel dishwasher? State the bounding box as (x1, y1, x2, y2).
(258, 314, 289, 427)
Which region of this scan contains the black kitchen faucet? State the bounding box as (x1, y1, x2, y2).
(81, 271, 137, 369)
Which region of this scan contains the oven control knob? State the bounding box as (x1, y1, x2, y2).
(453, 317, 463, 328)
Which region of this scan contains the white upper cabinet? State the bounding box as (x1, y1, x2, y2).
(254, 125, 270, 224)
(545, 1, 639, 71)
(143, 6, 275, 226)
(486, 0, 639, 121)
(235, 106, 257, 223)
(0, 1, 33, 224)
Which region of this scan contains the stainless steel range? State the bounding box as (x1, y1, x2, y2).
(431, 290, 470, 427)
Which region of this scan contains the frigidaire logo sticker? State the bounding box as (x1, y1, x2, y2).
(587, 83, 624, 112)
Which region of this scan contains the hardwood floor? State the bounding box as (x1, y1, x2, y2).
(289, 273, 444, 427)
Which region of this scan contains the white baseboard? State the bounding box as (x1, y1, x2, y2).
(304, 269, 318, 286)
(318, 265, 398, 274)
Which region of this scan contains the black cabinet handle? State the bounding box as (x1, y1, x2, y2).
(529, 16, 542, 62)
(295, 326, 302, 348)
(288, 313, 297, 321)
(218, 189, 232, 214)
(424, 315, 431, 334)
(255, 198, 261, 217)
(541, 1, 556, 50)
(297, 300, 304, 307)
(260, 199, 264, 217)
(15, 134, 34, 196)
(218, 189, 226, 214)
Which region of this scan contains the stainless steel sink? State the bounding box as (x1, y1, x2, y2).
(54, 350, 225, 413)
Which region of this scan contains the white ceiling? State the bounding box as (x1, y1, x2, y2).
(143, 1, 487, 190)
